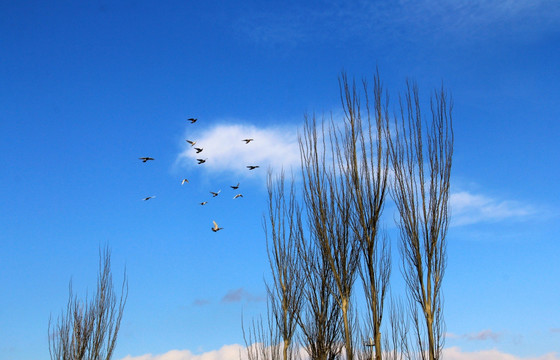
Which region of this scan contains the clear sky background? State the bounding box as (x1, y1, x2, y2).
(1, 1, 559, 360)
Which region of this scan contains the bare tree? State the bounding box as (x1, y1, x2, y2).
(299, 114, 360, 360)
(264, 172, 305, 360)
(296, 223, 343, 360)
(243, 309, 282, 360)
(386, 82, 453, 360)
(49, 247, 128, 360)
(339, 73, 391, 360)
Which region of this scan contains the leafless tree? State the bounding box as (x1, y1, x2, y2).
(49, 247, 128, 360)
(243, 309, 282, 360)
(386, 82, 453, 360)
(264, 172, 305, 360)
(338, 73, 391, 360)
(299, 114, 360, 360)
(296, 223, 343, 360)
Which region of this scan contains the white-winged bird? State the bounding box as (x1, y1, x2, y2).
(200, 201, 208, 205)
(230, 183, 239, 190)
(142, 196, 156, 201)
(181, 179, 189, 185)
(197, 158, 207, 164)
(188, 118, 197, 123)
(194, 147, 203, 153)
(186, 139, 196, 146)
(139, 157, 154, 162)
(233, 194, 243, 199)
(243, 139, 254, 144)
(247, 165, 259, 170)
(210, 190, 221, 197)
(212, 220, 223, 232)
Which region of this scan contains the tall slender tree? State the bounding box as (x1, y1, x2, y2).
(264, 172, 305, 360)
(386, 82, 453, 360)
(338, 73, 391, 360)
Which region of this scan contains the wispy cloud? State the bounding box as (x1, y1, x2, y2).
(192, 299, 211, 307)
(121, 345, 560, 360)
(176, 122, 299, 180)
(446, 329, 502, 342)
(450, 191, 536, 226)
(221, 288, 265, 303)
(234, 0, 560, 46)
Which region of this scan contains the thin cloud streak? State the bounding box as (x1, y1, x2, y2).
(221, 288, 265, 303)
(446, 329, 502, 342)
(234, 0, 560, 46)
(450, 191, 536, 226)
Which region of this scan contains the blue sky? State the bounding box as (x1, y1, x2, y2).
(1, 1, 559, 359)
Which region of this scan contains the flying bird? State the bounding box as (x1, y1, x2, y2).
(181, 179, 189, 185)
(188, 118, 197, 123)
(210, 190, 221, 197)
(243, 139, 254, 144)
(211, 220, 223, 232)
(247, 165, 259, 170)
(197, 158, 207, 164)
(230, 183, 240, 190)
(233, 194, 243, 199)
(139, 157, 154, 162)
(142, 196, 156, 201)
(194, 147, 203, 153)
(200, 201, 208, 205)
(186, 139, 196, 146)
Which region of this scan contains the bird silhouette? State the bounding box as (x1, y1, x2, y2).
(233, 194, 243, 199)
(211, 220, 223, 232)
(200, 201, 208, 205)
(181, 179, 189, 185)
(247, 165, 259, 170)
(243, 139, 254, 144)
(188, 118, 197, 123)
(210, 190, 221, 197)
(186, 139, 196, 146)
(230, 183, 240, 190)
(139, 157, 154, 162)
(142, 196, 156, 201)
(197, 158, 207, 164)
(194, 147, 203, 153)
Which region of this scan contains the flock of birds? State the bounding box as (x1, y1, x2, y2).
(139, 117, 259, 232)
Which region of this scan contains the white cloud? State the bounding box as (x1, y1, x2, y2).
(443, 347, 560, 360)
(122, 345, 560, 360)
(121, 344, 247, 360)
(450, 191, 536, 226)
(176, 122, 300, 180)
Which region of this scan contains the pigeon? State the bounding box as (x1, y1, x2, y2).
(247, 165, 259, 170)
(211, 220, 223, 232)
(186, 140, 196, 146)
(210, 190, 221, 197)
(188, 118, 197, 123)
(194, 147, 203, 153)
(181, 179, 189, 185)
(139, 157, 154, 162)
(197, 158, 207, 164)
(243, 139, 254, 144)
(200, 201, 208, 205)
(230, 183, 240, 190)
(142, 196, 156, 201)
(233, 194, 243, 199)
